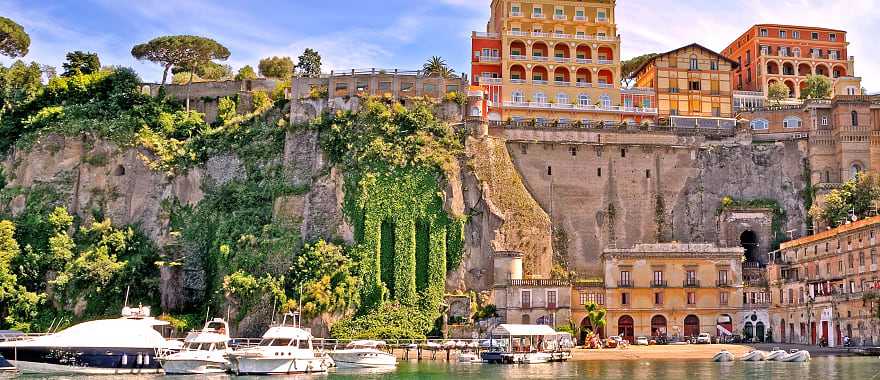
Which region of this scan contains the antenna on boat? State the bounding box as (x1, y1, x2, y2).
(271, 297, 277, 325)
(124, 285, 131, 308)
(204, 307, 210, 325)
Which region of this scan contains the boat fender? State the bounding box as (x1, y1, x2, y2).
(137, 353, 144, 366)
(122, 354, 128, 366)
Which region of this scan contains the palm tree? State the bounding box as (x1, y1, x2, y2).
(584, 301, 607, 337)
(423, 56, 455, 78)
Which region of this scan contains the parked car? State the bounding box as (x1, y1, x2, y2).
(696, 333, 712, 344)
(635, 336, 649, 346)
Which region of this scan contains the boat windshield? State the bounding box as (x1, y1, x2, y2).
(186, 342, 214, 350)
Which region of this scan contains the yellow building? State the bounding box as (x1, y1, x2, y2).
(633, 43, 738, 129)
(471, 0, 657, 125)
(600, 243, 744, 342)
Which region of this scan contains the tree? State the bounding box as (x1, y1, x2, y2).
(235, 65, 257, 80)
(811, 172, 880, 228)
(584, 301, 607, 335)
(295, 48, 322, 78)
(0, 17, 30, 58)
(61, 51, 101, 77)
(130, 35, 231, 89)
(620, 53, 658, 87)
(800, 75, 833, 100)
(0, 60, 43, 112)
(0, 220, 41, 330)
(422, 56, 455, 78)
(768, 82, 790, 105)
(171, 61, 232, 82)
(259, 56, 294, 80)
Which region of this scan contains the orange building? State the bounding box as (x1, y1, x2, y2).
(470, 0, 657, 125)
(723, 24, 862, 99)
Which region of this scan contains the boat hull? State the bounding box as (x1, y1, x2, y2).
(0, 354, 14, 371)
(0, 346, 161, 374)
(230, 357, 330, 375)
(159, 358, 228, 374)
(741, 351, 766, 361)
(781, 351, 811, 362)
(765, 350, 787, 361)
(712, 351, 735, 362)
(328, 351, 396, 368)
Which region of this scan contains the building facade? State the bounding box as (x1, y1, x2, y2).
(767, 216, 880, 346)
(601, 243, 744, 343)
(723, 24, 862, 99)
(633, 43, 738, 129)
(470, 0, 657, 124)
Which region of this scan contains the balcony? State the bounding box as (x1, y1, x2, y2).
(618, 280, 633, 288)
(509, 279, 570, 287)
(574, 34, 594, 41)
(511, 11, 523, 17)
(472, 32, 500, 39)
(531, 31, 550, 38)
(510, 78, 526, 84)
(598, 59, 614, 65)
(532, 55, 550, 62)
(597, 35, 616, 42)
(532, 79, 548, 85)
(684, 279, 700, 288)
(552, 80, 570, 87)
(510, 54, 528, 61)
(477, 77, 502, 85)
(596, 17, 608, 22)
(575, 81, 592, 88)
(651, 280, 668, 288)
(553, 14, 567, 21)
(501, 101, 658, 115)
(553, 57, 571, 64)
(574, 15, 587, 21)
(478, 56, 501, 63)
(507, 31, 528, 37)
(716, 280, 731, 287)
(575, 58, 593, 64)
(597, 83, 614, 88)
(553, 32, 572, 39)
(531, 13, 546, 19)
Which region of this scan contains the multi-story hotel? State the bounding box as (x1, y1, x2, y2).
(723, 24, 862, 99)
(598, 243, 744, 343)
(633, 43, 738, 128)
(470, 0, 657, 125)
(767, 216, 880, 346)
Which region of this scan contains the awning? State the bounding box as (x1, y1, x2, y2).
(491, 324, 558, 337)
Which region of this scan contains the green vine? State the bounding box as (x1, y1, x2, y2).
(718, 197, 787, 250)
(654, 193, 666, 242)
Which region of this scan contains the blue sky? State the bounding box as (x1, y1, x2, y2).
(2, 0, 878, 91)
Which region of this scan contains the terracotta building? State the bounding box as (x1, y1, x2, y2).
(723, 24, 862, 99)
(767, 216, 880, 346)
(633, 43, 738, 129)
(600, 243, 744, 343)
(470, 0, 657, 124)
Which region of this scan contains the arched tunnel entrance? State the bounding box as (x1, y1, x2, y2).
(740, 230, 759, 264)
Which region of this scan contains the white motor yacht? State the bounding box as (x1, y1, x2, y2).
(227, 313, 332, 375)
(0, 306, 173, 374)
(328, 340, 397, 368)
(159, 318, 231, 374)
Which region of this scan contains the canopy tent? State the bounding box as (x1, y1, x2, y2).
(491, 324, 558, 337)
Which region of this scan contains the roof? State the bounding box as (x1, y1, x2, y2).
(752, 24, 846, 34)
(632, 43, 740, 79)
(780, 215, 880, 250)
(491, 324, 558, 336)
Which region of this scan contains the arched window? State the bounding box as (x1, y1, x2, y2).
(512, 90, 524, 103)
(750, 118, 769, 130)
(534, 92, 547, 104)
(600, 94, 611, 108)
(851, 163, 863, 179)
(783, 116, 802, 129)
(689, 54, 698, 70)
(557, 93, 569, 105)
(821, 116, 829, 126)
(578, 94, 591, 106)
(852, 111, 859, 126)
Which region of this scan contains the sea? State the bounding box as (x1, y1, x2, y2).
(6, 356, 880, 380)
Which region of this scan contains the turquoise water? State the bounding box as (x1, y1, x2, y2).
(7, 357, 880, 380)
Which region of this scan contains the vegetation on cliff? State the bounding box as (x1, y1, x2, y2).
(810, 173, 880, 228)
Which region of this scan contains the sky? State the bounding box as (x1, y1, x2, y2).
(1, 0, 878, 91)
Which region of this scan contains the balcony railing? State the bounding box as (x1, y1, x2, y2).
(574, 34, 594, 41)
(553, 32, 572, 39)
(651, 280, 668, 288)
(618, 280, 633, 288)
(576, 58, 593, 64)
(511, 11, 523, 17)
(531, 31, 550, 38)
(532, 13, 546, 19)
(575, 81, 592, 88)
(509, 279, 570, 287)
(574, 15, 587, 21)
(510, 54, 528, 61)
(510, 78, 526, 84)
(472, 32, 500, 38)
(532, 79, 548, 85)
(553, 57, 571, 64)
(598, 59, 614, 65)
(478, 77, 502, 85)
(507, 31, 528, 37)
(716, 280, 731, 287)
(532, 55, 550, 62)
(501, 101, 658, 115)
(596, 17, 608, 22)
(553, 14, 567, 20)
(597, 35, 615, 42)
(684, 279, 700, 288)
(552, 80, 570, 87)
(597, 83, 614, 88)
(479, 56, 500, 63)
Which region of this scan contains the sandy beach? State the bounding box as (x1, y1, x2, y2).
(570, 344, 753, 361)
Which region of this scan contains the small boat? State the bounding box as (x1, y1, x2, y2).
(765, 349, 787, 361)
(741, 350, 767, 361)
(458, 352, 482, 363)
(0, 306, 173, 374)
(158, 318, 231, 374)
(0, 354, 14, 371)
(328, 340, 397, 368)
(227, 313, 332, 375)
(520, 352, 553, 364)
(781, 349, 811, 362)
(713, 349, 735, 362)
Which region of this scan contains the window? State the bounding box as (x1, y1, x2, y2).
(710, 60, 718, 70)
(621, 292, 630, 305)
(860, 252, 866, 266)
(812, 32, 819, 40)
(718, 269, 729, 285)
(852, 111, 859, 126)
(620, 270, 630, 286)
(653, 270, 664, 283)
(579, 292, 588, 305)
(793, 31, 800, 39)
(576, 9, 585, 19)
(821, 116, 828, 126)
(687, 292, 696, 305)
(534, 92, 547, 104)
(654, 292, 663, 305)
(512, 91, 524, 103)
(779, 30, 787, 38)
(521, 290, 532, 308)
(621, 148, 626, 158)
(597, 167, 602, 177)
(532, 5, 543, 16)
(686, 270, 696, 283)
(569, 146, 577, 156)
(547, 290, 558, 308)
(720, 291, 729, 305)
(760, 29, 768, 37)
(557, 93, 569, 105)
(689, 80, 701, 91)
(600, 94, 611, 108)
(597, 10, 607, 21)
(830, 33, 837, 41)
(578, 94, 591, 106)
(793, 47, 801, 57)
(689, 56, 699, 70)
(750, 119, 769, 130)
(646, 169, 651, 179)
(783, 116, 802, 129)
(511, 5, 521, 15)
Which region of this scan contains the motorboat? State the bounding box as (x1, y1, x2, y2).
(227, 313, 332, 375)
(480, 324, 563, 364)
(765, 349, 787, 361)
(0, 354, 14, 371)
(0, 306, 173, 374)
(458, 352, 482, 363)
(328, 340, 397, 368)
(781, 349, 811, 362)
(740, 350, 767, 361)
(158, 318, 231, 374)
(712, 349, 735, 362)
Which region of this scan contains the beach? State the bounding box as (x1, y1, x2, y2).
(570, 343, 753, 361)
